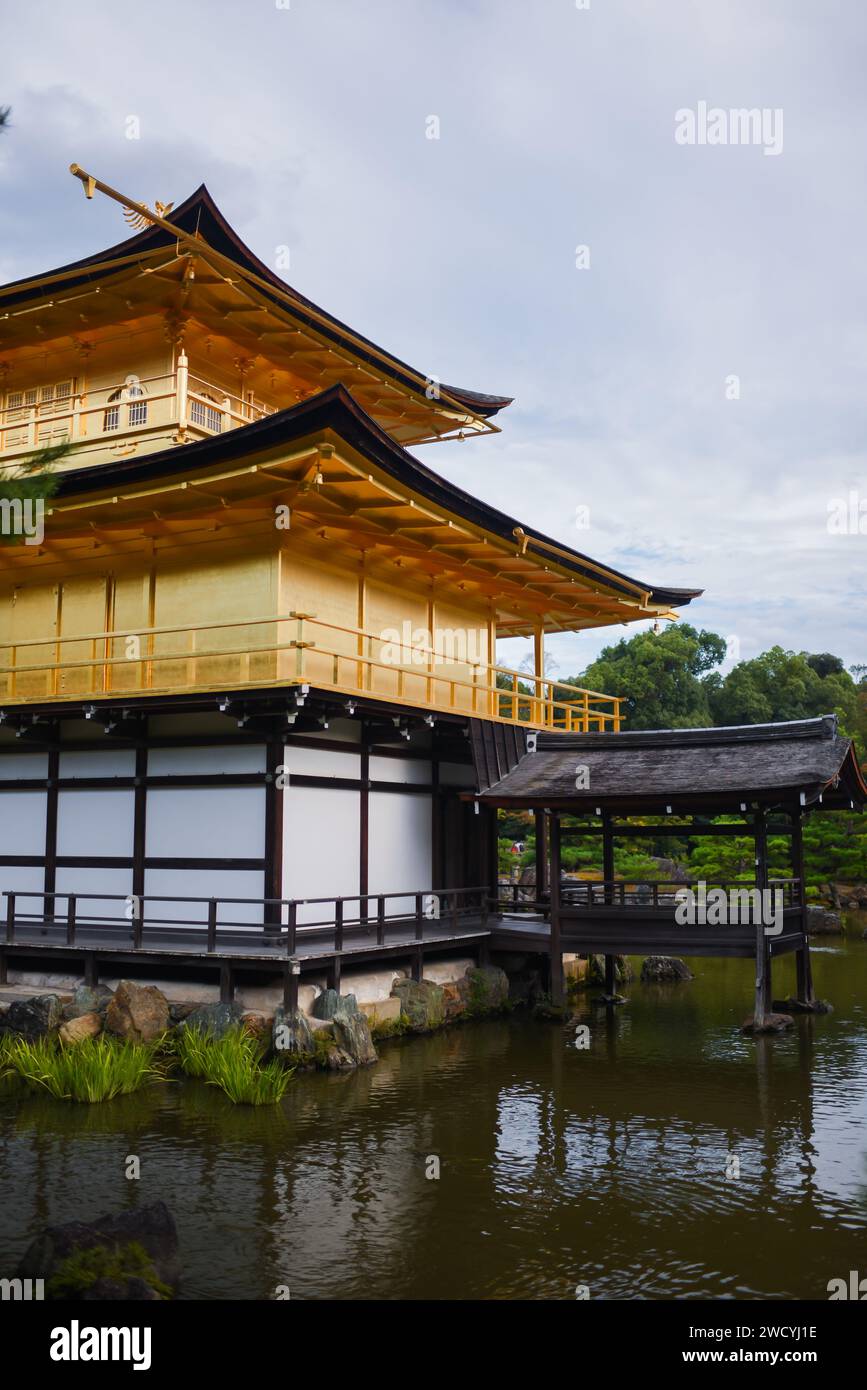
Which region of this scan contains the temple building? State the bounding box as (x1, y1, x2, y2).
(0, 167, 861, 1019)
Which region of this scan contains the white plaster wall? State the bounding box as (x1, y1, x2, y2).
(0, 863, 45, 917)
(58, 748, 136, 778)
(54, 866, 134, 923)
(0, 790, 47, 854)
(368, 791, 433, 911)
(147, 744, 266, 775)
(283, 743, 361, 778)
(282, 782, 359, 921)
(145, 786, 265, 859)
(369, 755, 431, 785)
(143, 867, 265, 926)
(57, 790, 135, 857)
(0, 751, 49, 780)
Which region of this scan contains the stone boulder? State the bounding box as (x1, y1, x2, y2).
(587, 955, 633, 987)
(178, 1001, 245, 1039)
(272, 1005, 316, 1060)
(104, 981, 170, 1043)
(63, 983, 114, 1020)
(331, 1007, 378, 1067)
(58, 1012, 102, 1046)
(741, 1012, 794, 1035)
(391, 978, 445, 1032)
(17, 1200, 179, 1298)
(2, 993, 62, 1038)
(806, 906, 843, 936)
(640, 956, 694, 983)
(241, 1011, 269, 1041)
(312, 988, 360, 1021)
(457, 965, 510, 1014)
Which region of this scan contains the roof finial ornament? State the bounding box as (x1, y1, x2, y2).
(123, 199, 174, 231)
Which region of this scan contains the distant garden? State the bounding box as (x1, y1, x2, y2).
(498, 624, 867, 886)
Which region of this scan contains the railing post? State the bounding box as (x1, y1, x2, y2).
(66, 894, 76, 945)
(207, 898, 217, 953)
(132, 895, 143, 950)
(286, 901, 297, 955)
(415, 893, 424, 941)
(5, 892, 15, 944)
(334, 899, 344, 952)
(377, 895, 386, 945)
(451, 890, 458, 934)
(176, 350, 189, 436)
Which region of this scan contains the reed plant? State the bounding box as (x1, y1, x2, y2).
(172, 1025, 292, 1105)
(0, 1034, 164, 1103)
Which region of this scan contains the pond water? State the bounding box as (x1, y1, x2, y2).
(2, 940, 867, 1300)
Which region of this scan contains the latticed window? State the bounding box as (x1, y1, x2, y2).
(104, 375, 147, 432)
(190, 391, 223, 433)
(2, 381, 72, 450)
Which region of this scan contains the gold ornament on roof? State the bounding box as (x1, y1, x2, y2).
(123, 200, 174, 231)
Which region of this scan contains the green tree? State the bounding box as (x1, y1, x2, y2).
(706, 646, 858, 729)
(574, 623, 726, 730)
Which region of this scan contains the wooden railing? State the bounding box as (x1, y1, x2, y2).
(2, 885, 491, 955)
(0, 611, 623, 732)
(497, 878, 804, 913)
(0, 362, 276, 460)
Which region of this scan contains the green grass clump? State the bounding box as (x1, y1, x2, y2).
(0, 1035, 163, 1103)
(172, 1026, 292, 1105)
(47, 1240, 173, 1300)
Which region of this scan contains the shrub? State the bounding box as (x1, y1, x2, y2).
(0, 1035, 163, 1103)
(172, 1026, 292, 1105)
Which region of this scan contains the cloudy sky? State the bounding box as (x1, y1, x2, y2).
(1, 0, 865, 679)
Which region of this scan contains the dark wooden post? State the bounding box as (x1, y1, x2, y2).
(206, 898, 218, 953)
(263, 738, 284, 941)
(602, 809, 615, 898)
(219, 962, 234, 1003)
(601, 808, 616, 994)
(549, 812, 564, 1005)
(534, 810, 548, 901)
(792, 804, 815, 1005)
(283, 959, 300, 1012)
(753, 807, 770, 1026)
(6, 892, 15, 943)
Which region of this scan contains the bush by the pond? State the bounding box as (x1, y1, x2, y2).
(0, 1034, 163, 1103)
(47, 1239, 173, 1300)
(172, 1026, 292, 1105)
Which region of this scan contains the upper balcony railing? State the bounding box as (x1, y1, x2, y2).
(0, 359, 276, 461)
(0, 612, 622, 733)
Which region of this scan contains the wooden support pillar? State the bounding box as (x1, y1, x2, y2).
(264, 737, 284, 939)
(220, 962, 234, 1004)
(601, 809, 614, 903)
(753, 807, 770, 1027)
(604, 953, 616, 997)
(791, 806, 816, 1006)
(359, 721, 370, 923)
(283, 961, 300, 1013)
(84, 953, 98, 988)
(412, 945, 424, 982)
(534, 810, 548, 899)
(0, 949, 7, 987)
(328, 954, 342, 994)
(549, 812, 564, 1005)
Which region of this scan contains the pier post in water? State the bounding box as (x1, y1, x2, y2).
(548, 811, 564, 1006)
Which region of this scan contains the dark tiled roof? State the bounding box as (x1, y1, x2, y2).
(474, 716, 867, 810)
